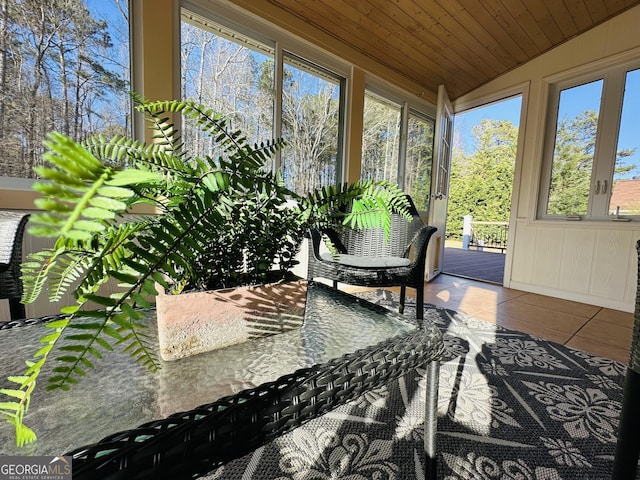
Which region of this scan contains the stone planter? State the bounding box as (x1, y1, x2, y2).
(156, 279, 308, 361)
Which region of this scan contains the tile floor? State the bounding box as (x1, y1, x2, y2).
(354, 274, 635, 365)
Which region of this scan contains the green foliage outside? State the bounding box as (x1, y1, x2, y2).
(447, 119, 517, 239)
(547, 110, 635, 215)
(547, 111, 598, 215)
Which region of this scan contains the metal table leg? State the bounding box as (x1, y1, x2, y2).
(424, 359, 440, 478)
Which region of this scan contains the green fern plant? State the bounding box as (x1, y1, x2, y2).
(0, 98, 410, 446)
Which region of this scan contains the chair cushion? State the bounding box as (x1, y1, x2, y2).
(320, 253, 411, 268)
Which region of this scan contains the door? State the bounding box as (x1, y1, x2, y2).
(427, 85, 453, 280)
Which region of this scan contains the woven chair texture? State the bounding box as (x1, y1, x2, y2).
(0, 212, 30, 320)
(67, 318, 444, 480)
(612, 239, 640, 478)
(307, 195, 436, 319)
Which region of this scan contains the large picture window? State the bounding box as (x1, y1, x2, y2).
(361, 92, 401, 183)
(361, 91, 434, 213)
(181, 12, 275, 160)
(281, 54, 343, 193)
(180, 8, 434, 205)
(0, 0, 131, 179)
(539, 61, 640, 220)
(181, 12, 344, 194)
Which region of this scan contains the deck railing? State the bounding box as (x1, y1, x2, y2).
(462, 215, 508, 252)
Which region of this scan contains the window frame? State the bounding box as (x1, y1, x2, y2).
(179, 0, 437, 194)
(537, 55, 640, 222)
(0, 0, 134, 188)
(361, 85, 436, 214)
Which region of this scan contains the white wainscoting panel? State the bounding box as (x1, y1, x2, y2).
(531, 227, 564, 288)
(509, 219, 640, 312)
(558, 227, 595, 295)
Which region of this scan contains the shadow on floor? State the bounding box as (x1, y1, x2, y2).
(442, 247, 505, 284)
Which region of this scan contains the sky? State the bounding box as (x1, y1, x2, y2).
(454, 95, 522, 155)
(85, 0, 128, 71)
(453, 95, 522, 155)
(85, 0, 122, 21)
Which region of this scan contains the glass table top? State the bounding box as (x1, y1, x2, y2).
(0, 282, 418, 456)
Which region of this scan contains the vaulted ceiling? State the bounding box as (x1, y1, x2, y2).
(230, 0, 640, 100)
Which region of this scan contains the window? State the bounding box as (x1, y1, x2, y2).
(181, 12, 275, 160)
(361, 92, 401, 183)
(0, 0, 131, 179)
(181, 11, 345, 194)
(405, 111, 434, 212)
(611, 68, 640, 216)
(539, 61, 640, 220)
(281, 54, 343, 193)
(178, 7, 435, 204)
(361, 91, 435, 213)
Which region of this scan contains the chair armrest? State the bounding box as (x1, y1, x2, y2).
(406, 225, 437, 267)
(308, 228, 347, 261)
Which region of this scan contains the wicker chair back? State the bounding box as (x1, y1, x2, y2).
(0, 211, 30, 320)
(339, 207, 424, 259)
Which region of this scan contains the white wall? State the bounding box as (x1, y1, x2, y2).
(454, 5, 640, 312)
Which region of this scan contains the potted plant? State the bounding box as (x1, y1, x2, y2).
(0, 98, 410, 446)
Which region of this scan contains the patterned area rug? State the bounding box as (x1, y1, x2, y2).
(203, 289, 629, 480)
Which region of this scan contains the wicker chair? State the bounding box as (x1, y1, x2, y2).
(613, 239, 640, 478)
(307, 195, 436, 320)
(0, 212, 30, 320)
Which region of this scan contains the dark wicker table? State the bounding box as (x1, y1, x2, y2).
(0, 282, 443, 479)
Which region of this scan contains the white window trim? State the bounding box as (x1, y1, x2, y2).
(537, 51, 640, 222)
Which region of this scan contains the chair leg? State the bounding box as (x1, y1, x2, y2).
(399, 286, 406, 314)
(424, 360, 440, 478)
(613, 368, 640, 478)
(416, 286, 424, 321)
(9, 298, 25, 320)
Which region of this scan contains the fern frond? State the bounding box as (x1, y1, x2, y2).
(46, 252, 91, 302)
(45, 309, 141, 392)
(300, 179, 410, 239)
(0, 316, 69, 446)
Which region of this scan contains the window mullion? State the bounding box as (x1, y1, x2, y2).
(397, 103, 409, 189)
(273, 43, 284, 173)
(590, 70, 626, 219)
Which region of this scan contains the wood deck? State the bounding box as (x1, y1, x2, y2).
(442, 247, 505, 284)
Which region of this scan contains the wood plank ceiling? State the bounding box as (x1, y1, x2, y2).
(239, 0, 640, 100)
